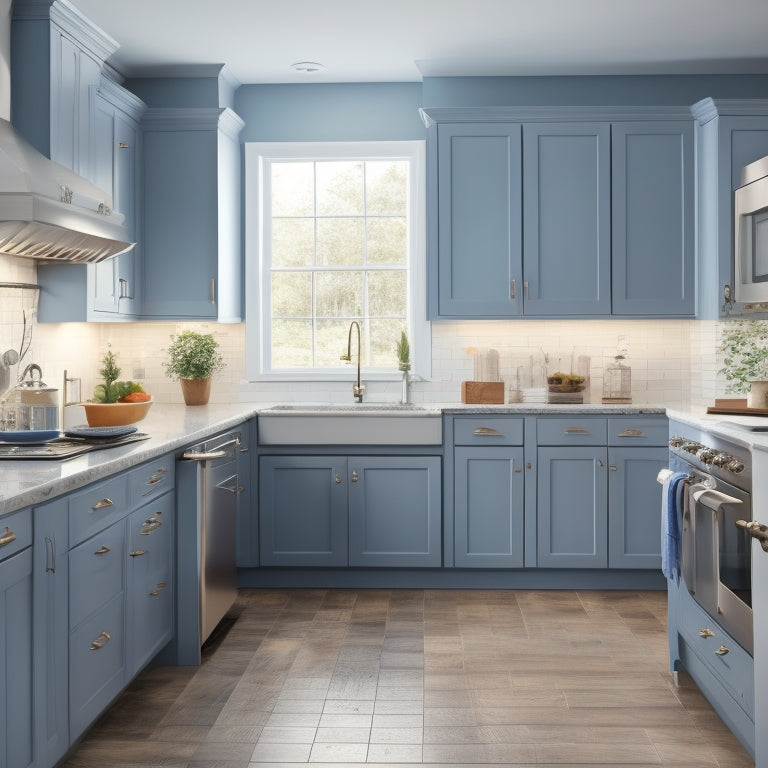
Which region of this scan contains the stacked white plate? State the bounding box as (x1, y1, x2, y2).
(522, 388, 547, 403)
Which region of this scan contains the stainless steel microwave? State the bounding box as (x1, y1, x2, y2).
(734, 155, 768, 306)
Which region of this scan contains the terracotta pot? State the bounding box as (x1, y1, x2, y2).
(747, 380, 768, 409)
(179, 378, 211, 406)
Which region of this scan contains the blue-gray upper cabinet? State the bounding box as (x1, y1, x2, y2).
(140, 108, 245, 321)
(11, 0, 115, 175)
(0, 508, 34, 768)
(691, 99, 768, 318)
(434, 123, 522, 317)
(611, 121, 695, 316)
(522, 122, 611, 315)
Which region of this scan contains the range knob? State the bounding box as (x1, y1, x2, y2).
(697, 447, 716, 464)
(712, 453, 732, 468)
(683, 441, 704, 454)
(727, 458, 745, 474)
(669, 436, 686, 448)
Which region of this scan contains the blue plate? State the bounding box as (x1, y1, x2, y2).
(65, 425, 138, 439)
(0, 430, 60, 444)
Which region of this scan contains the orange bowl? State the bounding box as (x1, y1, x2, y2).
(82, 398, 153, 427)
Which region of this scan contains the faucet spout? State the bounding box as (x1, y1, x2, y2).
(340, 321, 365, 403)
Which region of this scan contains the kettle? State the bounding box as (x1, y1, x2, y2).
(0, 363, 59, 431)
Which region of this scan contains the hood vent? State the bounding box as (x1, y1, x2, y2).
(0, 118, 133, 263)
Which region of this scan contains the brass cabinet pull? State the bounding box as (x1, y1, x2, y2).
(118, 142, 129, 149)
(335, 474, 342, 484)
(351, 471, 359, 483)
(523, 280, 530, 300)
(129, 549, 147, 557)
(609, 464, 618, 471)
(564, 427, 590, 434)
(147, 474, 164, 485)
(618, 428, 644, 437)
(92, 498, 114, 510)
(509, 279, 516, 299)
(140, 516, 162, 535)
(210, 278, 216, 304)
(716, 645, 730, 656)
(89, 631, 111, 650)
(149, 582, 167, 596)
(597, 459, 604, 468)
(699, 628, 715, 638)
(0, 526, 17, 547)
(45, 536, 56, 573)
(474, 427, 502, 436)
(94, 545, 111, 556)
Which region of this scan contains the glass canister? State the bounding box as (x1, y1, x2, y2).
(0, 364, 59, 431)
(602, 339, 632, 403)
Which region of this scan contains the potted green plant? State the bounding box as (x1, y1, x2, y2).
(718, 320, 768, 407)
(396, 330, 411, 404)
(163, 330, 225, 405)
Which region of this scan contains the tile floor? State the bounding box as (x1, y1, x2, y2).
(62, 589, 754, 768)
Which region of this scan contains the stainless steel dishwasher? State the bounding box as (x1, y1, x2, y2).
(176, 429, 241, 663)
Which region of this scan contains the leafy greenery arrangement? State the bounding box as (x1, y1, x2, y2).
(93, 348, 145, 403)
(396, 330, 410, 372)
(718, 320, 768, 394)
(164, 330, 225, 381)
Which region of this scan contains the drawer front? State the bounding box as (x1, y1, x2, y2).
(679, 590, 754, 717)
(0, 508, 32, 562)
(128, 453, 175, 508)
(128, 491, 174, 586)
(69, 520, 126, 630)
(453, 417, 524, 446)
(69, 475, 129, 547)
(69, 591, 126, 740)
(537, 417, 607, 445)
(608, 416, 668, 446)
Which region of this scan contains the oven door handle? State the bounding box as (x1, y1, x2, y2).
(735, 519, 768, 552)
(691, 488, 743, 512)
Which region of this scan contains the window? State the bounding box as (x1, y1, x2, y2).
(244, 141, 428, 381)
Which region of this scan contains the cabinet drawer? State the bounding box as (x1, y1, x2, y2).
(128, 454, 175, 507)
(69, 591, 125, 740)
(128, 492, 174, 584)
(0, 509, 32, 561)
(69, 520, 126, 630)
(69, 475, 128, 547)
(679, 590, 754, 717)
(537, 417, 607, 445)
(453, 417, 524, 445)
(608, 416, 668, 446)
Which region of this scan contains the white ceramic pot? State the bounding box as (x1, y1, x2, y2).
(747, 380, 768, 409)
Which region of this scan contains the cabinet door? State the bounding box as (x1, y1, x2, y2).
(0, 547, 34, 768)
(608, 446, 667, 569)
(454, 447, 524, 567)
(348, 456, 442, 567)
(236, 420, 259, 567)
(259, 456, 348, 566)
(127, 492, 174, 676)
(33, 499, 70, 768)
(523, 123, 611, 315)
(537, 446, 608, 567)
(435, 123, 522, 317)
(612, 121, 694, 316)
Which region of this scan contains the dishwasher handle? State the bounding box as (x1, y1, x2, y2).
(182, 436, 240, 462)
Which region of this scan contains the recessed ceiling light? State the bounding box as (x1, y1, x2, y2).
(291, 61, 325, 73)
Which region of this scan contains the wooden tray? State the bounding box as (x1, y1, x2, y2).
(706, 398, 768, 415)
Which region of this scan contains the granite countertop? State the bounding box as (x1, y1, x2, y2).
(1, 401, 668, 516)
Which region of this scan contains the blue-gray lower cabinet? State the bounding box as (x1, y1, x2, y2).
(454, 447, 525, 567)
(537, 446, 609, 568)
(0, 509, 34, 768)
(33, 499, 69, 768)
(348, 456, 442, 567)
(259, 455, 442, 568)
(236, 419, 258, 568)
(259, 456, 348, 567)
(608, 446, 667, 569)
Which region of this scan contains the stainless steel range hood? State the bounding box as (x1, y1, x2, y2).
(0, 117, 133, 263)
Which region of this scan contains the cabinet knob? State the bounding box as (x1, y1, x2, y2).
(715, 645, 730, 656)
(351, 471, 359, 483)
(699, 628, 715, 638)
(335, 474, 342, 484)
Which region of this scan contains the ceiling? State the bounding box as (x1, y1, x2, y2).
(68, 0, 768, 84)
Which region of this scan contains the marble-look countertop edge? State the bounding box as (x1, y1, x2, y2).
(1, 401, 668, 516)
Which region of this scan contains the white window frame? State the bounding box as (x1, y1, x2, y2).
(244, 140, 429, 382)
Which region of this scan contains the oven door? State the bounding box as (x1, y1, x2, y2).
(691, 479, 753, 655)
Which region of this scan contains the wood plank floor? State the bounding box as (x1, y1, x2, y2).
(62, 589, 755, 768)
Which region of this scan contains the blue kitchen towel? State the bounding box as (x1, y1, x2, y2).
(661, 471, 688, 582)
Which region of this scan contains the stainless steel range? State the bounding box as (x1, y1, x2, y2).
(0, 432, 150, 459)
(667, 420, 753, 654)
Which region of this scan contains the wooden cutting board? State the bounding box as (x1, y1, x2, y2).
(461, 381, 505, 404)
(706, 398, 768, 415)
